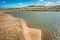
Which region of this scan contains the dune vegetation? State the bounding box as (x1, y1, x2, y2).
(0, 6, 60, 11)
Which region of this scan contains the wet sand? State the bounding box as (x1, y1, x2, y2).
(41, 29, 52, 40)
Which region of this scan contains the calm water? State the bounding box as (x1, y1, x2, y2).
(4, 11, 60, 40)
(4, 12, 60, 28)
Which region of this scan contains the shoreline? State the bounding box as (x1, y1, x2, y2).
(0, 10, 60, 12)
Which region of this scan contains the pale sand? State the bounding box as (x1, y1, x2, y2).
(0, 13, 42, 40)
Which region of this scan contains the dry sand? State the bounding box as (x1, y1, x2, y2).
(0, 13, 42, 40)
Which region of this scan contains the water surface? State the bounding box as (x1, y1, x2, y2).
(4, 12, 60, 28)
(4, 11, 60, 40)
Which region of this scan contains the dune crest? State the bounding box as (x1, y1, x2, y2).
(0, 13, 42, 40)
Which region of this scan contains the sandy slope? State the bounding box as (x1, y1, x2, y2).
(0, 13, 42, 40)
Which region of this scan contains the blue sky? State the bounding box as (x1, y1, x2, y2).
(0, 0, 60, 8)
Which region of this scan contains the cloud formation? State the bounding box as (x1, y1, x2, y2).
(39, 0, 44, 1)
(2, 0, 60, 8)
(3, 3, 29, 8)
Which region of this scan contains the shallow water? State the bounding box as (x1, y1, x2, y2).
(4, 11, 60, 40)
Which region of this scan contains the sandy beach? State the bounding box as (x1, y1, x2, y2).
(0, 13, 43, 40)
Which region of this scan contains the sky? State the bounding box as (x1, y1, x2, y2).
(0, 0, 60, 8)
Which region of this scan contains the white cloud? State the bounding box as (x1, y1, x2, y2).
(44, 2, 55, 6)
(3, 3, 29, 8)
(3, 0, 60, 8)
(36, 1, 60, 6)
(39, 0, 44, 1)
